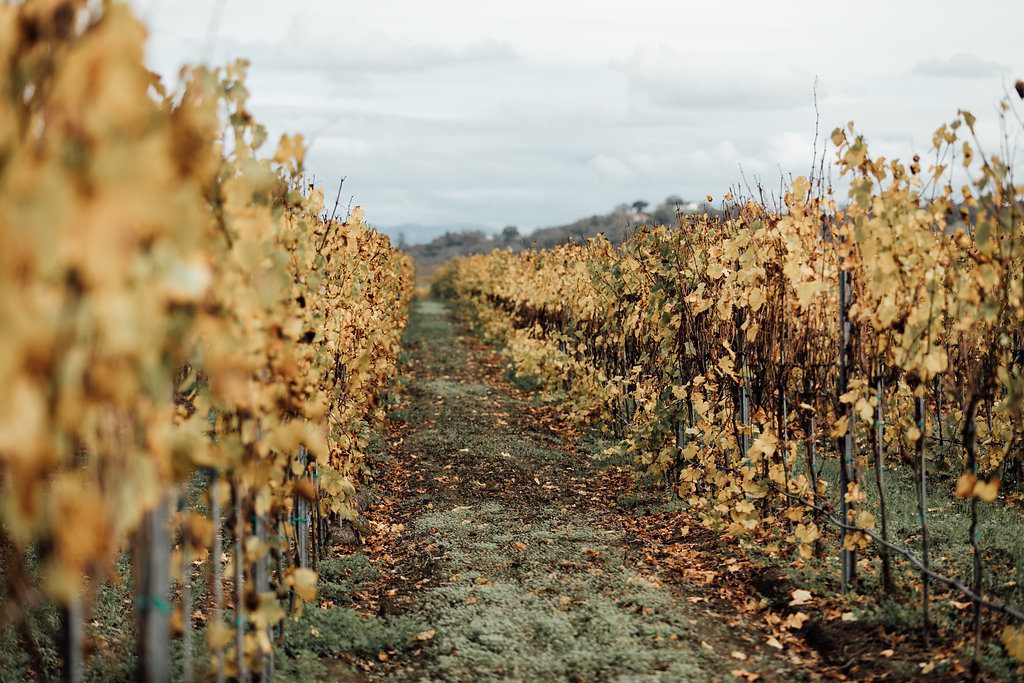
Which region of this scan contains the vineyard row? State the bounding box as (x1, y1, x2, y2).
(1, 3, 412, 680)
(436, 104, 1024, 670)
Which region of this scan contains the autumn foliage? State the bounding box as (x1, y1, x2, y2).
(0, 0, 411, 676)
(438, 104, 1024, 662)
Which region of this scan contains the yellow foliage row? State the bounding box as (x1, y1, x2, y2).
(437, 107, 1024, 559)
(0, 0, 411, 653)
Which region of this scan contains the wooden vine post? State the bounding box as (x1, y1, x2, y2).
(180, 489, 194, 683)
(837, 261, 856, 590)
(234, 483, 247, 682)
(872, 372, 893, 591)
(295, 446, 311, 569)
(210, 473, 226, 683)
(914, 393, 931, 642)
(254, 510, 273, 681)
(134, 490, 172, 682)
(60, 595, 84, 683)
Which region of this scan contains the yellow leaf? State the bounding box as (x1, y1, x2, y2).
(249, 592, 285, 630)
(973, 477, 1001, 503)
(790, 176, 810, 201)
(207, 621, 233, 650)
(742, 479, 768, 500)
(288, 567, 318, 602)
(838, 389, 859, 404)
(844, 140, 867, 168)
(954, 472, 977, 499)
(921, 349, 947, 378)
(1002, 626, 1024, 661)
(795, 523, 820, 545)
(856, 510, 875, 530)
(855, 398, 874, 423)
(906, 426, 922, 444)
(748, 288, 766, 312)
(783, 612, 809, 630)
(746, 432, 777, 460)
(274, 133, 306, 173)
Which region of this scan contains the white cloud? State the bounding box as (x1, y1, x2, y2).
(588, 154, 636, 180)
(687, 149, 712, 166)
(127, 0, 1024, 242)
(612, 45, 811, 110)
(911, 53, 1005, 79)
(765, 131, 815, 169)
(233, 17, 517, 78)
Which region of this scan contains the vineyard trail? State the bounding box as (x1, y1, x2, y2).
(341, 300, 811, 682)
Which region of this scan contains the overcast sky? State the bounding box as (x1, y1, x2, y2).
(131, 0, 1024, 243)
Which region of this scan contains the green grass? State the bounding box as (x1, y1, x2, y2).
(806, 453, 1024, 610)
(317, 554, 380, 605)
(283, 606, 423, 659)
(397, 503, 718, 682)
(503, 368, 544, 393)
(0, 550, 140, 682)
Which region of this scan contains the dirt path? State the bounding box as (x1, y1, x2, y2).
(342, 300, 813, 682)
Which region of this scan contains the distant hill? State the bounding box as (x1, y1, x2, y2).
(404, 196, 713, 286)
(379, 222, 494, 245)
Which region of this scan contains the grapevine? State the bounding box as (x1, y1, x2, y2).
(0, 2, 411, 679)
(437, 105, 1024, 666)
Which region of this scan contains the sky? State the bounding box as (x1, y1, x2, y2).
(130, 0, 1024, 243)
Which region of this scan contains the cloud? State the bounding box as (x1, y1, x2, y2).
(765, 131, 815, 168)
(611, 45, 811, 110)
(234, 16, 517, 77)
(588, 154, 636, 180)
(911, 53, 1004, 79)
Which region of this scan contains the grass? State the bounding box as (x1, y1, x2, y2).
(396, 503, 717, 682)
(0, 550, 140, 682)
(317, 554, 380, 605)
(371, 300, 748, 681)
(282, 606, 423, 660)
(806, 452, 1024, 610)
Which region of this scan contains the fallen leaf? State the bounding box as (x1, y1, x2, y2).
(782, 612, 809, 630)
(789, 589, 812, 606)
